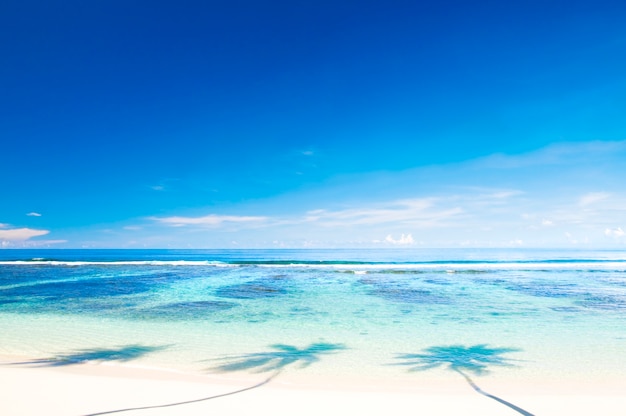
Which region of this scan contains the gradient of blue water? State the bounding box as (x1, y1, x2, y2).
(1, 249, 625, 383)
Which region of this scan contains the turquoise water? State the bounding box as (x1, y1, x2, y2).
(1, 249, 625, 385)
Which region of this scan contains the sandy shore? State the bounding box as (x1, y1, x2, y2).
(2, 357, 625, 416)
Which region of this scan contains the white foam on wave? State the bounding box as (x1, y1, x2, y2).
(256, 261, 626, 272)
(0, 260, 625, 272)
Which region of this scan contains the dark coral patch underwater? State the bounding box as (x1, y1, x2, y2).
(215, 277, 289, 299)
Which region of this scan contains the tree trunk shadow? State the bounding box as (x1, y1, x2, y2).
(454, 369, 534, 416)
(82, 371, 280, 416)
(81, 342, 345, 415)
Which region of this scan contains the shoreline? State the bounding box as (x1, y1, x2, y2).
(2, 354, 625, 415)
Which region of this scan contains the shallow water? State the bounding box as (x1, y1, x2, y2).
(1, 249, 625, 386)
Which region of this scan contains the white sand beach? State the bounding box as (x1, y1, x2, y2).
(3, 356, 625, 416)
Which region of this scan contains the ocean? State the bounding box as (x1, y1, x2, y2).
(1, 248, 625, 387)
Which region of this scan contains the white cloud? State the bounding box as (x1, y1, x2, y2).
(152, 214, 268, 227)
(488, 190, 524, 199)
(478, 140, 626, 169)
(0, 223, 8, 228)
(130, 140, 625, 248)
(16, 239, 67, 247)
(123, 226, 142, 231)
(26, 212, 42, 217)
(1, 239, 67, 248)
(384, 233, 415, 245)
(605, 227, 625, 238)
(302, 198, 463, 227)
(151, 185, 165, 191)
(579, 192, 610, 207)
(0, 228, 50, 241)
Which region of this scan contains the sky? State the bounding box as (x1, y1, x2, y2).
(1, 0, 626, 249)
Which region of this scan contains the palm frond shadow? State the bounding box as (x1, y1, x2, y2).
(82, 342, 346, 416)
(9, 345, 167, 367)
(394, 344, 535, 416)
(210, 342, 347, 374)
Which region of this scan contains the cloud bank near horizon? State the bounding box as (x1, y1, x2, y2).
(4, 141, 625, 249)
(134, 141, 625, 248)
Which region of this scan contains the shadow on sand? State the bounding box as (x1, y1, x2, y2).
(210, 342, 347, 374)
(9, 345, 167, 367)
(394, 344, 535, 416)
(81, 342, 346, 416)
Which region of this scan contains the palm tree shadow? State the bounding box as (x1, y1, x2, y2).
(394, 344, 534, 416)
(210, 342, 347, 375)
(9, 345, 167, 367)
(82, 342, 346, 416)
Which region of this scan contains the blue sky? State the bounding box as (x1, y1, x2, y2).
(1, 0, 625, 248)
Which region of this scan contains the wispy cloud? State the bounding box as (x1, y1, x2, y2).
(579, 192, 610, 207)
(151, 214, 268, 227)
(1, 239, 68, 248)
(605, 227, 625, 238)
(107, 141, 626, 248)
(0, 227, 49, 241)
(478, 140, 626, 169)
(541, 192, 626, 230)
(142, 189, 526, 247)
(149, 178, 181, 192)
(26, 212, 42, 217)
(302, 198, 463, 227)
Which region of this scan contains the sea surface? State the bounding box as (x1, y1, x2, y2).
(1, 249, 625, 386)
